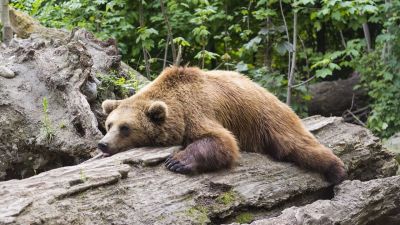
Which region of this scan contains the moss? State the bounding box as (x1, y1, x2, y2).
(79, 169, 88, 182)
(156, 215, 166, 221)
(59, 121, 67, 129)
(216, 190, 236, 205)
(235, 212, 254, 224)
(186, 206, 210, 225)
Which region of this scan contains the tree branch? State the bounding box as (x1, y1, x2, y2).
(138, 0, 151, 79)
(174, 44, 182, 67)
(362, 23, 372, 52)
(160, 0, 176, 63)
(290, 75, 316, 88)
(163, 35, 170, 69)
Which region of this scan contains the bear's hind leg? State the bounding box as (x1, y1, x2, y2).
(273, 134, 346, 184)
(165, 122, 240, 174)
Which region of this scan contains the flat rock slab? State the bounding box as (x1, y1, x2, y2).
(0, 116, 398, 225)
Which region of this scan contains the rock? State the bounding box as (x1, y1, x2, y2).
(0, 9, 149, 181)
(0, 116, 397, 225)
(0, 32, 103, 180)
(242, 175, 400, 225)
(8, 7, 147, 83)
(0, 66, 15, 78)
(0, 28, 147, 181)
(384, 132, 400, 154)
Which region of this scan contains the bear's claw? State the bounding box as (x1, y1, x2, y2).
(164, 155, 192, 174)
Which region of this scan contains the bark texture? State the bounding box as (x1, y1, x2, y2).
(308, 73, 368, 117)
(0, 116, 397, 225)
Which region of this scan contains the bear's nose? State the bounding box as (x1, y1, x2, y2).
(98, 142, 109, 152)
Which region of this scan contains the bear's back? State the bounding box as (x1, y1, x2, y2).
(202, 70, 294, 152)
(137, 67, 298, 153)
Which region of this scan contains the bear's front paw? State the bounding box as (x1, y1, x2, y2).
(164, 153, 195, 174)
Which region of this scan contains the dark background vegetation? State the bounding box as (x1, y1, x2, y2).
(7, 0, 400, 138)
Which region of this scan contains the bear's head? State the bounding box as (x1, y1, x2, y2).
(98, 99, 181, 156)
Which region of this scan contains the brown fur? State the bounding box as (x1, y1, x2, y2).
(100, 67, 346, 184)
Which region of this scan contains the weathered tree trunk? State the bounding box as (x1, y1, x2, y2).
(1, 0, 12, 45)
(307, 73, 368, 117)
(0, 116, 397, 224)
(242, 175, 400, 225)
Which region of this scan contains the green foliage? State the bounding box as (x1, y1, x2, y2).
(354, 0, 400, 138)
(11, 0, 400, 136)
(41, 97, 54, 142)
(311, 39, 364, 78)
(247, 67, 309, 117)
(357, 52, 400, 138)
(97, 70, 147, 101)
(136, 27, 158, 52)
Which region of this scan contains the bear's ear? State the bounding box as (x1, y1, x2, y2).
(102, 100, 122, 114)
(146, 101, 168, 123)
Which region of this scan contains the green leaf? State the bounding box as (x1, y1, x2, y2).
(244, 36, 262, 51)
(311, 59, 330, 69)
(328, 63, 341, 70)
(331, 11, 342, 21)
(362, 5, 378, 14)
(235, 61, 248, 72)
(173, 37, 190, 47)
(383, 72, 394, 81)
(252, 8, 276, 20)
(275, 41, 294, 55)
(315, 68, 333, 78)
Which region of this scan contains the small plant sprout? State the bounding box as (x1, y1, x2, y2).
(42, 97, 55, 142)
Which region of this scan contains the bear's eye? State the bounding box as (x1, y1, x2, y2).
(120, 125, 130, 136)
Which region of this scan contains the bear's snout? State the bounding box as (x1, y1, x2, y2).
(98, 142, 109, 153)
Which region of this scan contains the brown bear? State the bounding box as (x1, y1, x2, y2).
(99, 66, 346, 184)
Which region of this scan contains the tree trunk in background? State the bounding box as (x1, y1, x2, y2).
(160, 0, 176, 64)
(1, 0, 12, 45)
(264, 17, 272, 68)
(286, 11, 297, 106)
(307, 73, 368, 117)
(138, 0, 151, 79)
(363, 23, 372, 52)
